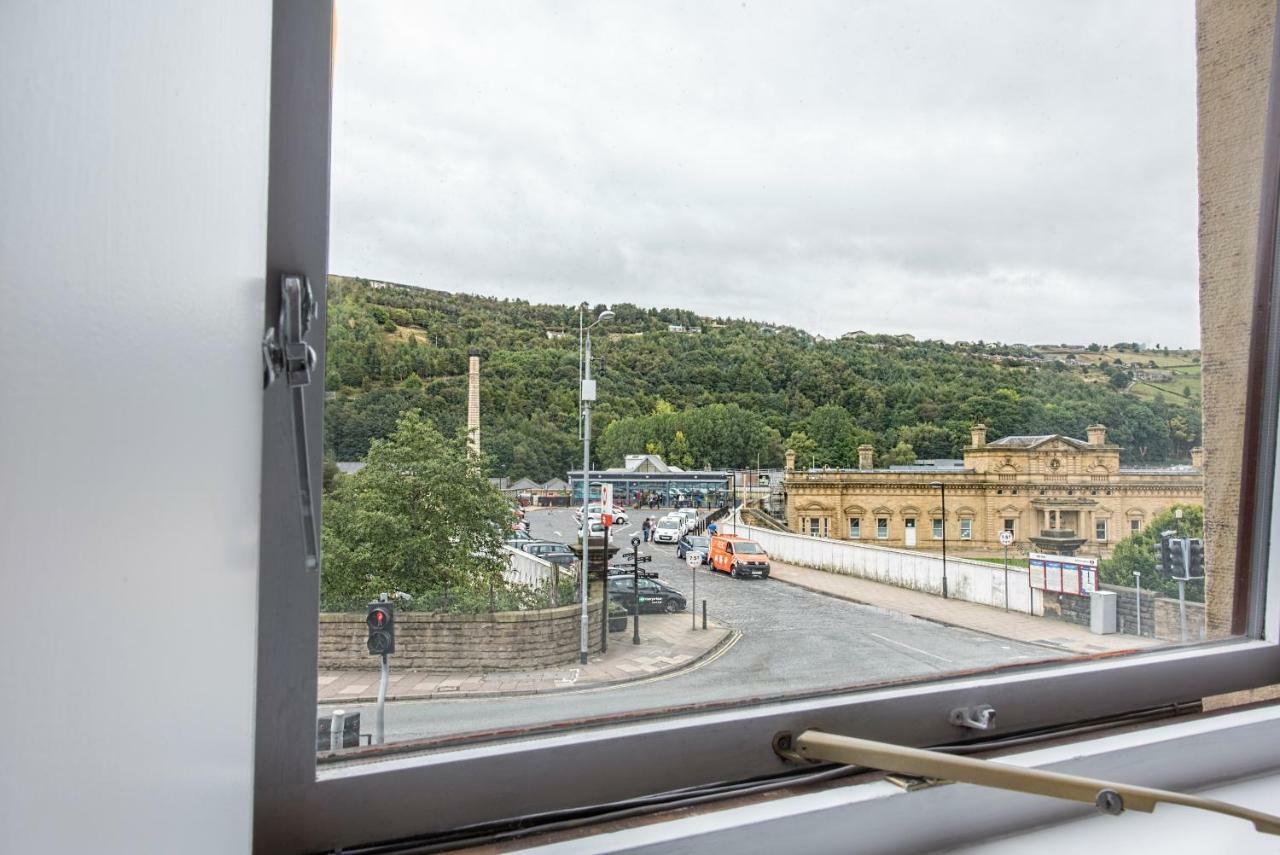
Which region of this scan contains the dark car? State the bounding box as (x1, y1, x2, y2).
(676, 534, 711, 563)
(520, 541, 575, 560)
(607, 574, 687, 614)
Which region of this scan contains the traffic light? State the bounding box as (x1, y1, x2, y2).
(1153, 537, 1170, 576)
(1167, 537, 1187, 577)
(367, 602, 395, 655)
(1188, 538, 1205, 577)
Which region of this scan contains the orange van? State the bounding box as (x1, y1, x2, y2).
(708, 534, 771, 579)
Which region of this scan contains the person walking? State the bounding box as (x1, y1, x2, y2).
(642, 517, 652, 542)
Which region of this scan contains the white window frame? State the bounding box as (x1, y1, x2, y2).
(932, 517, 944, 539)
(876, 517, 890, 539)
(252, 5, 1280, 850)
(1132, 518, 1143, 534)
(960, 518, 973, 540)
(849, 516, 861, 538)
(1096, 518, 1109, 542)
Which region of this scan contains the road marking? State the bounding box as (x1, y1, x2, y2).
(869, 632, 952, 663)
(555, 668, 581, 686)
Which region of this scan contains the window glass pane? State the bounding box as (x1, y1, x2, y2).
(317, 0, 1251, 754)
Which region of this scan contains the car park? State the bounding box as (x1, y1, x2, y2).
(708, 534, 771, 579)
(676, 533, 711, 563)
(606, 573, 687, 614)
(652, 516, 683, 543)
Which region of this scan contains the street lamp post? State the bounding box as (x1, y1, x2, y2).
(579, 307, 613, 665)
(931, 480, 949, 599)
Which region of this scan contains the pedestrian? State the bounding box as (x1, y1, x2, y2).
(642, 517, 652, 542)
(707, 521, 718, 537)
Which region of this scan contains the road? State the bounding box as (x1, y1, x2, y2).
(330, 508, 1063, 745)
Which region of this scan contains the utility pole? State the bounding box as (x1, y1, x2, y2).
(932, 481, 949, 599)
(578, 308, 612, 665)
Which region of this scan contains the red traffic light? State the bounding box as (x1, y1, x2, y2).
(367, 607, 389, 629)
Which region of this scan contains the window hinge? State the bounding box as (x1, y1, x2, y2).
(774, 730, 1280, 836)
(263, 273, 320, 571)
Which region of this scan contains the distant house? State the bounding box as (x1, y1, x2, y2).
(545, 330, 568, 340)
(667, 324, 686, 333)
(1134, 369, 1176, 383)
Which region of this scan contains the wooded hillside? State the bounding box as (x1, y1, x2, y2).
(325, 276, 1202, 482)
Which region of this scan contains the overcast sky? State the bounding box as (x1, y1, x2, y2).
(330, 0, 1198, 347)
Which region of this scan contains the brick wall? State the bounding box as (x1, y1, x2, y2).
(1044, 583, 1206, 642)
(1155, 596, 1208, 643)
(1044, 584, 1156, 638)
(318, 600, 604, 671)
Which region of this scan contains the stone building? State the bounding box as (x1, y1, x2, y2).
(782, 424, 1203, 557)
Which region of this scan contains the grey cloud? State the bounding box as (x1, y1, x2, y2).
(330, 0, 1199, 346)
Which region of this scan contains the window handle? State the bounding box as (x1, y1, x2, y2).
(774, 730, 1280, 836)
(262, 274, 320, 571)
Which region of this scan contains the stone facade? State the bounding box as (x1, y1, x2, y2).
(783, 425, 1202, 557)
(1198, 0, 1275, 639)
(318, 600, 604, 671)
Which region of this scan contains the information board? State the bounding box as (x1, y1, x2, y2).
(1028, 552, 1097, 596)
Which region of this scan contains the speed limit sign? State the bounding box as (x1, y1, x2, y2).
(998, 530, 1014, 547)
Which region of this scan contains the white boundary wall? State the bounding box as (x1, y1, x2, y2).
(735, 520, 1044, 616)
(503, 545, 558, 589)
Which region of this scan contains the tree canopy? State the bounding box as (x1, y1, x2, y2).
(320, 410, 517, 612)
(1098, 505, 1204, 602)
(324, 276, 1203, 482)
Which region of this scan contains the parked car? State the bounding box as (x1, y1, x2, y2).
(652, 516, 683, 543)
(677, 507, 699, 527)
(573, 504, 628, 526)
(607, 573, 687, 613)
(676, 534, 711, 563)
(506, 529, 534, 545)
(708, 534, 771, 579)
(520, 541, 575, 560)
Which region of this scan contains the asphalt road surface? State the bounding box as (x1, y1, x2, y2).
(328, 508, 1063, 746)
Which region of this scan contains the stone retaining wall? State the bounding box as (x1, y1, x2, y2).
(1045, 584, 1204, 642)
(319, 600, 604, 671)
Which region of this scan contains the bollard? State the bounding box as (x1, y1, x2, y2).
(702, 599, 707, 630)
(330, 709, 346, 753)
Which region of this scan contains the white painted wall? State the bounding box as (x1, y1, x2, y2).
(736, 521, 1044, 616)
(504, 545, 558, 588)
(0, 3, 271, 853)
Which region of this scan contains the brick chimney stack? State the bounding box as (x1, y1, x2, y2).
(1191, 446, 1204, 468)
(1087, 424, 1107, 447)
(858, 444, 874, 471)
(970, 424, 987, 447)
(785, 449, 796, 472)
(467, 352, 481, 456)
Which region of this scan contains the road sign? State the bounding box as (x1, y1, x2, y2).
(686, 551, 702, 568)
(998, 530, 1014, 547)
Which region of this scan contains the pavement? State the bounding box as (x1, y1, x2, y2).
(318, 611, 736, 703)
(767, 560, 1159, 655)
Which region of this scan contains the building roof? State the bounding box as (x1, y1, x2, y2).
(541, 477, 569, 490)
(509, 477, 540, 491)
(987, 435, 1090, 450)
(606, 454, 684, 474)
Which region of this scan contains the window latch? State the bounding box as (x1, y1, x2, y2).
(262, 274, 320, 571)
(950, 704, 997, 730)
(774, 730, 1280, 836)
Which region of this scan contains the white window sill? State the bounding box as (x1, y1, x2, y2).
(516, 706, 1280, 853)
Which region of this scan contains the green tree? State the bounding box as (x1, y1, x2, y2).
(881, 441, 917, 466)
(1099, 505, 1204, 601)
(320, 410, 513, 611)
(668, 430, 694, 468)
(785, 430, 818, 464)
